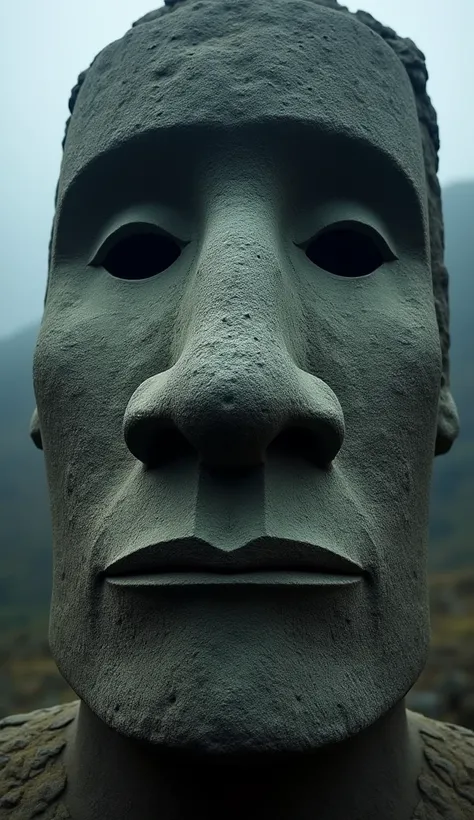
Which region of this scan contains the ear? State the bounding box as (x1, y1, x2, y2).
(435, 383, 459, 456)
(30, 407, 43, 450)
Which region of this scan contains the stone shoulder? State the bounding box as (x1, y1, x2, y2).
(409, 710, 474, 819)
(0, 700, 78, 820)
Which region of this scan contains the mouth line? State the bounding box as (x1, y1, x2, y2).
(106, 569, 363, 587)
(105, 563, 361, 577)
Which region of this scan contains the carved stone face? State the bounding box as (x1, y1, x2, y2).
(33, 0, 442, 753)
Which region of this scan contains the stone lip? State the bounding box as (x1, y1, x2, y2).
(102, 535, 365, 578)
(106, 570, 362, 588)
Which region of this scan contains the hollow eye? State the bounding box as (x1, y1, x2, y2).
(305, 224, 394, 278)
(94, 229, 182, 281)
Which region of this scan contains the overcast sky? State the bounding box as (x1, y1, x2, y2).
(1, 0, 473, 339)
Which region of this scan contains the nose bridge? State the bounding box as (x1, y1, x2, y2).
(184, 194, 284, 347)
(123, 192, 345, 469)
(171, 209, 291, 456)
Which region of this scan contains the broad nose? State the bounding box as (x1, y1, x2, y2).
(123, 206, 345, 469)
(123, 350, 344, 469)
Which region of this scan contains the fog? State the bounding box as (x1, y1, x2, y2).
(1, 0, 472, 338)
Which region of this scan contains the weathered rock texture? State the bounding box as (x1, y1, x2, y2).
(1, 702, 474, 818)
(49, 0, 458, 454)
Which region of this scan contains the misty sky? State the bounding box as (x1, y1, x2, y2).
(1, 0, 473, 339)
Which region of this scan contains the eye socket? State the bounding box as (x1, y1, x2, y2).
(95, 230, 182, 280)
(304, 224, 393, 278)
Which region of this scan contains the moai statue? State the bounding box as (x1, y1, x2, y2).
(1, 1, 471, 818)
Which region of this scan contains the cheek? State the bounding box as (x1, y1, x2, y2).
(34, 274, 179, 442)
(302, 273, 442, 453)
(301, 280, 440, 579)
(34, 315, 124, 453)
(340, 307, 440, 510)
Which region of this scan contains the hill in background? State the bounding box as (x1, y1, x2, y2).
(429, 181, 474, 570)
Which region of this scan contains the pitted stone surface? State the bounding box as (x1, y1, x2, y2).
(1, 703, 474, 818)
(411, 711, 474, 819)
(0, 701, 77, 819)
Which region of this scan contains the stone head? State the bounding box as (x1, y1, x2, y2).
(31, 0, 459, 753)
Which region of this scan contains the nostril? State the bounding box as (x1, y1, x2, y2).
(124, 417, 196, 468)
(268, 427, 333, 468)
(123, 363, 344, 470)
(150, 426, 196, 467)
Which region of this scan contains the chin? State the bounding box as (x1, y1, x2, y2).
(50, 582, 429, 757)
(66, 655, 418, 758)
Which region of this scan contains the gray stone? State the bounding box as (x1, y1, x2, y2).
(5, 1, 471, 819)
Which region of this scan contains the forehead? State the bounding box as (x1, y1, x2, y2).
(59, 0, 425, 205)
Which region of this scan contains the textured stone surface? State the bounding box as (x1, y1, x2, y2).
(1, 703, 474, 818)
(54, 0, 458, 457)
(0, 702, 76, 819)
(22, 2, 466, 818)
(411, 711, 474, 818)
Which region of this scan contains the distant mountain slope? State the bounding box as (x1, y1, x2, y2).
(0, 325, 52, 627)
(0, 181, 473, 625)
(429, 181, 474, 571)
